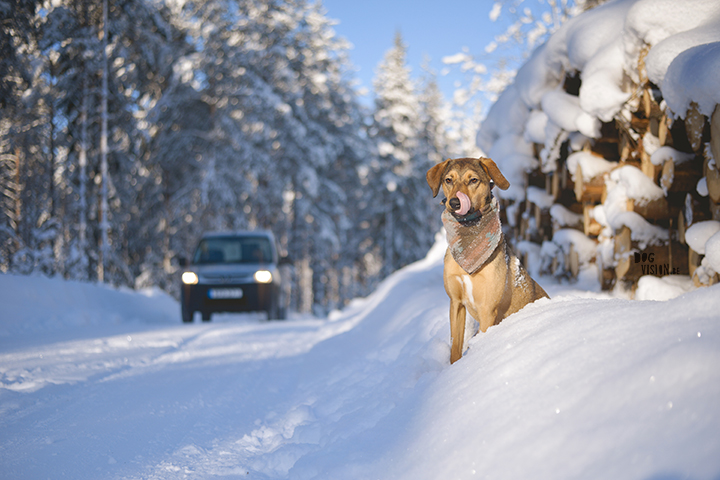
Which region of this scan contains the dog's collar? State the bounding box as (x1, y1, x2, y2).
(452, 202, 490, 224)
(442, 196, 502, 274)
(443, 195, 494, 224)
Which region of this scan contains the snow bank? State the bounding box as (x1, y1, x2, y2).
(635, 274, 695, 300)
(2, 242, 720, 479)
(0, 274, 177, 337)
(371, 285, 720, 480)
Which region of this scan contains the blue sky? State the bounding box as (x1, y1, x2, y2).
(321, 0, 505, 106)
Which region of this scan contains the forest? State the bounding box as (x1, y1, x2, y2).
(0, 0, 485, 313)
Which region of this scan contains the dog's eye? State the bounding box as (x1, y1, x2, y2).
(444, 178, 452, 184)
(469, 178, 479, 184)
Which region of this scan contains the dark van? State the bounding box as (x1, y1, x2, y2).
(180, 231, 287, 322)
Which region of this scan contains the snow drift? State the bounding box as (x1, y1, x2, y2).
(2, 236, 720, 479)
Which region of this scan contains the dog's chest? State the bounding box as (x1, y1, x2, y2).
(455, 274, 475, 304)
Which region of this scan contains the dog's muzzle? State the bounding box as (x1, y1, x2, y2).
(448, 192, 472, 216)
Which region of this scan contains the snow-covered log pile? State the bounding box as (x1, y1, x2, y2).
(477, 0, 720, 293)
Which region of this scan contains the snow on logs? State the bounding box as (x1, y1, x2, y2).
(477, 3, 720, 295)
(507, 73, 716, 293)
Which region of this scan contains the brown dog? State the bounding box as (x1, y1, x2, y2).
(427, 157, 549, 364)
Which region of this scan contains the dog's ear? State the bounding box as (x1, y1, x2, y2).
(479, 157, 510, 190)
(426, 159, 450, 197)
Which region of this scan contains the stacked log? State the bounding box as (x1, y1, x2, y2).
(507, 65, 720, 294)
(499, 51, 720, 296)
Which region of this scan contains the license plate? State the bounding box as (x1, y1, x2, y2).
(208, 288, 243, 299)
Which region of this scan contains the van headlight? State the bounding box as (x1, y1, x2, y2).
(182, 271, 199, 285)
(254, 270, 273, 283)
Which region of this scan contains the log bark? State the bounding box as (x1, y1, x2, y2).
(614, 225, 689, 282)
(712, 104, 720, 167)
(688, 247, 701, 277)
(710, 198, 720, 221)
(520, 215, 530, 241)
(551, 170, 560, 200)
(685, 102, 706, 152)
(619, 129, 633, 161)
(681, 192, 711, 229)
(642, 88, 652, 119)
(660, 159, 674, 194)
(599, 266, 616, 291)
(630, 115, 650, 135)
(705, 155, 720, 204)
(620, 243, 688, 282)
(661, 157, 703, 194)
(642, 87, 663, 121)
(626, 197, 670, 221)
(678, 210, 686, 245)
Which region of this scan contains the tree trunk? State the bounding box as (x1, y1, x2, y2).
(79, 79, 89, 280)
(99, 0, 110, 282)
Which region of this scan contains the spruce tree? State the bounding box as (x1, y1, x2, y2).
(369, 32, 436, 276)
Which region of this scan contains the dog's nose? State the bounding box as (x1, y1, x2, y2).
(449, 197, 461, 211)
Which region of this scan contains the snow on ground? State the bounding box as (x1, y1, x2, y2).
(1, 236, 720, 480)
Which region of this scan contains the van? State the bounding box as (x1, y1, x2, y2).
(179, 231, 287, 322)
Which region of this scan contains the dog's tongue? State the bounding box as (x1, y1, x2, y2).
(456, 192, 471, 216)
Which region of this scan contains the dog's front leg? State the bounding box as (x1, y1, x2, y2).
(449, 300, 466, 364)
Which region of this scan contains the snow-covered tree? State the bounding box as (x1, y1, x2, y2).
(0, 0, 59, 276)
(4, 0, 184, 284)
(368, 32, 436, 276)
(442, 0, 608, 126)
(1, 0, 382, 314)
(154, 0, 376, 311)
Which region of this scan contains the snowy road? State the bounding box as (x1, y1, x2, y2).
(0, 288, 368, 478)
(2, 243, 720, 479)
(1, 319, 326, 477)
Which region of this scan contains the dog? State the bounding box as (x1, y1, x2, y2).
(427, 157, 549, 364)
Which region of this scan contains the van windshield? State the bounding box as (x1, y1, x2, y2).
(192, 236, 273, 265)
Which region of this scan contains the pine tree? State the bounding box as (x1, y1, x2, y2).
(156, 0, 377, 311)
(34, 0, 183, 284)
(1, 0, 382, 314)
(0, 0, 59, 275)
(369, 32, 436, 276)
